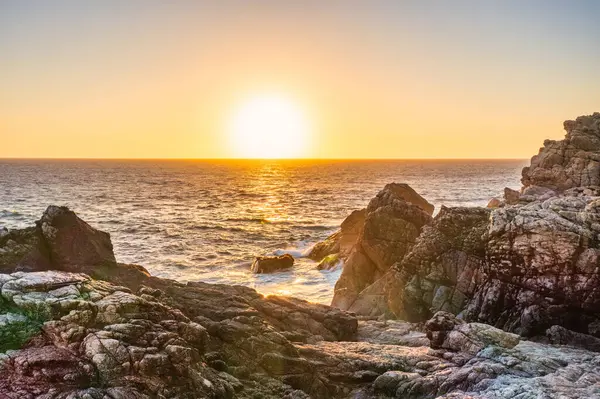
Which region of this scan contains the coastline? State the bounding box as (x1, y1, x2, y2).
(1, 113, 600, 398)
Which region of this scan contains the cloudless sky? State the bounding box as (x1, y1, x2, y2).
(1, 0, 599, 158)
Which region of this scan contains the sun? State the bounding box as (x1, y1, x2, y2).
(227, 94, 311, 159)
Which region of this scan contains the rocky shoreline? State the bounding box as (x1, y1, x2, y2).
(2, 113, 600, 398)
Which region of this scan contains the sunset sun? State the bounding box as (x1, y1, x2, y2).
(228, 94, 311, 159)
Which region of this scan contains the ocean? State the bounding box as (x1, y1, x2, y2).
(0, 159, 526, 304)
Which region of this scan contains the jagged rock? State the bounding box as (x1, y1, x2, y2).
(425, 311, 519, 355)
(344, 206, 489, 320)
(331, 183, 433, 311)
(309, 208, 366, 262)
(0, 227, 51, 273)
(520, 185, 557, 202)
(546, 325, 600, 352)
(251, 254, 294, 273)
(464, 195, 600, 335)
(0, 206, 150, 287)
(503, 187, 520, 204)
(365, 311, 600, 399)
(522, 112, 600, 191)
(38, 205, 116, 271)
(336, 159, 600, 336)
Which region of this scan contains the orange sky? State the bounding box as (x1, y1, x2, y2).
(1, 1, 599, 159)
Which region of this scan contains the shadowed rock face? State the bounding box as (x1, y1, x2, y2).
(331, 183, 433, 312)
(378, 206, 491, 322)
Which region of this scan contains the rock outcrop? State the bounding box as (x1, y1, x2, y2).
(331, 183, 434, 311)
(251, 254, 295, 273)
(0, 206, 149, 286)
(329, 113, 600, 340)
(2, 206, 600, 398)
(522, 112, 600, 191)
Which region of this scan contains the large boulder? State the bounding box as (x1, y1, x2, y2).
(331, 183, 433, 311)
(342, 206, 490, 319)
(0, 206, 149, 287)
(37, 206, 116, 271)
(522, 112, 600, 191)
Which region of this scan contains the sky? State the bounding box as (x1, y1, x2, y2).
(1, 0, 599, 159)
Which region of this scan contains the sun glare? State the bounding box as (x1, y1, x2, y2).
(228, 94, 311, 159)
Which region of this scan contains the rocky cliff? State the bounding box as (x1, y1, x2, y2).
(323, 113, 600, 340)
(2, 205, 600, 397)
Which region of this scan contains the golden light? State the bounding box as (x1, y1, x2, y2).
(227, 94, 311, 158)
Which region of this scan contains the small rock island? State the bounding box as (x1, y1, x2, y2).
(2, 113, 600, 398)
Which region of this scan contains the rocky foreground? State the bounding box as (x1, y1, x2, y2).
(2, 113, 600, 398)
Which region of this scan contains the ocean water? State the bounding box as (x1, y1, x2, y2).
(0, 159, 526, 304)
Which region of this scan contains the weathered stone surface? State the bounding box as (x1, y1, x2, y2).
(546, 324, 600, 352)
(331, 183, 433, 311)
(365, 311, 600, 399)
(0, 227, 51, 273)
(251, 254, 294, 273)
(346, 206, 489, 320)
(463, 195, 600, 335)
(522, 112, 600, 191)
(0, 270, 352, 398)
(2, 205, 600, 398)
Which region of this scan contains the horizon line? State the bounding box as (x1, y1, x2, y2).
(0, 157, 530, 161)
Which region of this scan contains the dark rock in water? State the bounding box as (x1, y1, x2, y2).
(308, 208, 366, 262)
(251, 254, 294, 273)
(331, 183, 433, 312)
(522, 112, 600, 191)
